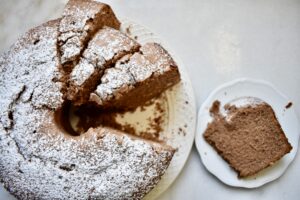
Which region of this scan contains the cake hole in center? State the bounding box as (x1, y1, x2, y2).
(54, 101, 127, 137)
(54, 101, 80, 136)
(70, 104, 129, 135)
(55, 97, 166, 141)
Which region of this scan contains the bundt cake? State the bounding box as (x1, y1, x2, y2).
(0, 0, 181, 199)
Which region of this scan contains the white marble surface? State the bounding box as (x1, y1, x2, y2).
(0, 0, 300, 199)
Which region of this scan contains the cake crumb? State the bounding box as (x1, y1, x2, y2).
(126, 27, 131, 35)
(285, 102, 293, 109)
(178, 127, 186, 136)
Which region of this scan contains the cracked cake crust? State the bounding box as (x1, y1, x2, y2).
(58, 0, 120, 69)
(66, 26, 140, 105)
(0, 16, 174, 200)
(90, 43, 181, 110)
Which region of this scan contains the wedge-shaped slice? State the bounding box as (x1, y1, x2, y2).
(58, 0, 120, 69)
(66, 27, 140, 105)
(204, 101, 292, 178)
(90, 43, 181, 110)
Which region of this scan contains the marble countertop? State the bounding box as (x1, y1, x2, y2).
(0, 0, 299, 199)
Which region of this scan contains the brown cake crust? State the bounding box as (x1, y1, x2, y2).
(204, 100, 292, 178)
(58, 0, 120, 69)
(66, 26, 140, 105)
(90, 43, 181, 110)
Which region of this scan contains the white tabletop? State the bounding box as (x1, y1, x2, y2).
(0, 0, 299, 199)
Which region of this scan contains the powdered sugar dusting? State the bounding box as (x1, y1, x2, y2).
(84, 26, 139, 62)
(0, 16, 174, 200)
(96, 65, 135, 100)
(58, 0, 104, 64)
(70, 26, 139, 87)
(0, 19, 62, 130)
(94, 43, 177, 103)
(71, 59, 96, 86)
(58, 0, 120, 65)
(2, 101, 173, 199)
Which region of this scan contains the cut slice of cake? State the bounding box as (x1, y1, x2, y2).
(58, 0, 121, 69)
(65, 26, 140, 105)
(89, 43, 181, 110)
(204, 100, 292, 178)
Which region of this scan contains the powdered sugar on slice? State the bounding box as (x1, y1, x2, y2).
(70, 26, 139, 88)
(58, 0, 120, 65)
(94, 43, 177, 103)
(70, 59, 96, 86)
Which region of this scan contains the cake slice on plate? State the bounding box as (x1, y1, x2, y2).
(204, 100, 292, 178)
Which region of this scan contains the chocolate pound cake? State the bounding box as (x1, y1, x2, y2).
(204, 100, 292, 178)
(0, 0, 181, 199)
(90, 43, 181, 110)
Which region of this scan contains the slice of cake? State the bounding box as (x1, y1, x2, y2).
(58, 0, 121, 69)
(203, 100, 292, 178)
(65, 26, 140, 104)
(89, 43, 181, 110)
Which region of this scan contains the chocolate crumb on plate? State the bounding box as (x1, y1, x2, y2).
(285, 102, 293, 109)
(74, 95, 167, 142)
(126, 26, 131, 35)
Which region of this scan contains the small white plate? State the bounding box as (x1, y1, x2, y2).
(195, 78, 300, 188)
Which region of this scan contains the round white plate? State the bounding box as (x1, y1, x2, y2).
(0, 17, 196, 200)
(195, 78, 299, 188)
